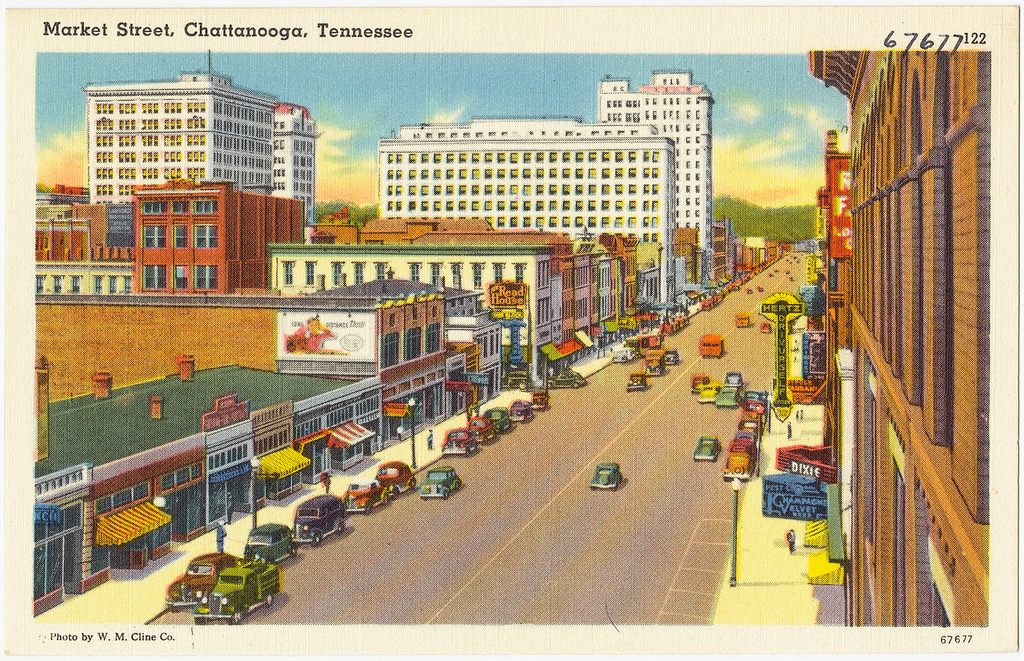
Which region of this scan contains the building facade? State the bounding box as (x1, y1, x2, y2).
(811, 49, 990, 626)
(377, 117, 676, 302)
(272, 103, 318, 226)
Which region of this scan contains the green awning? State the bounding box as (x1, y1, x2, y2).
(539, 342, 563, 361)
(826, 483, 845, 562)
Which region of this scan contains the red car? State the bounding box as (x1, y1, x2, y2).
(375, 461, 417, 494)
(757, 285, 764, 292)
(746, 288, 753, 294)
(743, 399, 766, 415)
(342, 480, 394, 514)
(468, 416, 498, 443)
(442, 427, 480, 455)
(165, 552, 241, 610)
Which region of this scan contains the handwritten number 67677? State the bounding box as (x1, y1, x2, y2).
(884, 31, 986, 52)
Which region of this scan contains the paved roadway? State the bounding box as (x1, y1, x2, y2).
(157, 254, 806, 626)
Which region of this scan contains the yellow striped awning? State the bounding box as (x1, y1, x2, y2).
(257, 447, 310, 481)
(94, 501, 171, 546)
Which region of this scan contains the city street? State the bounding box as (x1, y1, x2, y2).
(156, 257, 803, 626)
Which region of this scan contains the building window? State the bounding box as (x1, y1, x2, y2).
(354, 262, 365, 284)
(493, 263, 504, 282)
(332, 262, 343, 287)
(404, 327, 422, 361)
(93, 275, 102, 294)
(192, 200, 217, 215)
(303, 261, 315, 287)
(472, 263, 484, 289)
(174, 224, 188, 248)
(409, 263, 421, 282)
(175, 265, 188, 289)
(51, 276, 62, 294)
(142, 201, 165, 215)
(424, 322, 441, 354)
(195, 265, 218, 290)
(283, 261, 295, 286)
(68, 276, 81, 293)
(430, 263, 442, 287)
(372, 262, 386, 281)
(380, 331, 399, 368)
(172, 201, 187, 214)
(143, 265, 167, 290)
(514, 263, 526, 283)
(452, 263, 463, 289)
(143, 225, 166, 248)
(194, 225, 218, 248)
(36, 276, 44, 294)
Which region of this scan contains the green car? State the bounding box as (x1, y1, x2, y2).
(419, 466, 462, 499)
(693, 435, 722, 462)
(715, 386, 741, 409)
(483, 407, 515, 433)
(549, 370, 587, 389)
(589, 462, 622, 490)
(243, 523, 295, 564)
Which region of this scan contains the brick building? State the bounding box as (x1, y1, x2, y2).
(811, 50, 990, 626)
(134, 179, 302, 294)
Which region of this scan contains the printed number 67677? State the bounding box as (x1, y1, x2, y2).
(940, 635, 973, 644)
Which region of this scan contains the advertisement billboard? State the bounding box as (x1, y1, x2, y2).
(278, 311, 375, 362)
(105, 203, 134, 247)
(762, 473, 828, 521)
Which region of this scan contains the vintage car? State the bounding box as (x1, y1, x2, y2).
(735, 313, 751, 328)
(589, 462, 623, 490)
(418, 465, 462, 499)
(722, 434, 759, 482)
(502, 368, 531, 391)
(341, 480, 394, 514)
(699, 334, 725, 358)
(664, 349, 681, 366)
(746, 390, 771, 406)
(468, 415, 499, 442)
(508, 399, 536, 423)
(243, 523, 295, 563)
(166, 552, 242, 610)
(724, 371, 744, 388)
(483, 407, 515, 434)
(293, 495, 347, 547)
(644, 349, 667, 377)
(530, 390, 550, 411)
(743, 398, 767, 415)
(627, 372, 649, 392)
(193, 558, 281, 625)
(549, 369, 587, 389)
(691, 373, 711, 394)
(757, 285, 765, 293)
(375, 461, 417, 494)
(612, 346, 638, 363)
(745, 287, 753, 294)
(759, 321, 773, 333)
(739, 417, 763, 441)
(697, 382, 722, 404)
(715, 385, 741, 409)
(441, 427, 480, 455)
(693, 436, 722, 462)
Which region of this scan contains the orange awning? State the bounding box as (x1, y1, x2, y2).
(325, 421, 374, 449)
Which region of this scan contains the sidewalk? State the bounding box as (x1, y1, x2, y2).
(39, 356, 620, 625)
(711, 402, 844, 625)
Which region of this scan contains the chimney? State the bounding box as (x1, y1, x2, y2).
(176, 354, 195, 381)
(91, 372, 112, 400)
(149, 395, 164, 420)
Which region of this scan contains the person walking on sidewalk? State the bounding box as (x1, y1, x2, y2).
(216, 521, 227, 554)
(787, 423, 792, 439)
(786, 529, 796, 554)
(320, 471, 331, 494)
(426, 429, 434, 451)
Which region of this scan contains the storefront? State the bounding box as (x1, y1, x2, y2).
(33, 501, 84, 615)
(258, 446, 309, 499)
(204, 420, 255, 525)
(159, 462, 205, 542)
(308, 421, 376, 471)
(207, 461, 252, 524)
(94, 500, 172, 570)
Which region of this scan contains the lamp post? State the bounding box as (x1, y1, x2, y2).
(249, 457, 261, 531)
(153, 496, 166, 510)
(407, 397, 418, 470)
(730, 477, 741, 587)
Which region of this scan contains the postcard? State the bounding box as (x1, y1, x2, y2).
(5, 4, 1018, 655)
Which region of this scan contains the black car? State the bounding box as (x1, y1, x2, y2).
(293, 494, 346, 547)
(548, 370, 587, 389)
(502, 369, 531, 390)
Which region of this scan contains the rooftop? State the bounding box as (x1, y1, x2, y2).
(37, 366, 353, 477)
(307, 279, 443, 300)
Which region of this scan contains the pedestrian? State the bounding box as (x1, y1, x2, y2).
(320, 471, 331, 493)
(225, 493, 235, 525)
(787, 422, 792, 439)
(786, 528, 797, 554)
(216, 521, 227, 554)
(426, 429, 434, 451)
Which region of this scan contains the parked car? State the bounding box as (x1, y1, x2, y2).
(341, 480, 394, 514)
(664, 349, 681, 366)
(743, 398, 767, 415)
(746, 390, 770, 406)
(715, 386, 741, 409)
(193, 558, 281, 625)
(735, 313, 751, 328)
(375, 461, 417, 495)
(530, 390, 550, 411)
(468, 415, 499, 442)
(760, 321, 773, 333)
(691, 373, 711, 394)
(697, 382, 722, 404)
(627, 372, 649, 392)
(589, 462, 623, 490)
(166, 553, 241, 610)
(692, 436, 722, 462)
(293, 495, 346, 547)
(612, 346, 638, 363)
(419, 465, 462, 499)
(644, 349, 667, 376)
(549, 369, 587, 389)
(483, 407, 515, 434)
(243, 523, 295, 563)
(502, 369, 531, 390)
(722, 434, 759, 482)
(508, 399, 535, 423)
(442, 427, 480, 455)
(724, 371, 744, 388)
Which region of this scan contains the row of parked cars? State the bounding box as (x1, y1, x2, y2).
(688, 371, 771, 483)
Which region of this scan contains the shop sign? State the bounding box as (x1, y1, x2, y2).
(489, 281, 528, 309)
(444, 381, 472, 393)
(802, 331, 828, 379)
(762, 473, 828, 521)
(34, 503, 61, 525)
(383, 401, 410, 417)
(776, 444, 837, 483)
(105, 203, 134, 247)
(760, 292, 804, 422)
(827, 160, 853, 259)
(465, 372, 490, 386)
(805, 254, 819, 284)
(491, 308, 525, 321)
(201, 394, 250, 432)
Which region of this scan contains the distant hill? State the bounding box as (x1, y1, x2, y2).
(714, 196, 816, 241)
(315, 201, 380, 227)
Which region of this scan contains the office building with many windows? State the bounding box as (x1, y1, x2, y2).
(272, 103, 318, 226)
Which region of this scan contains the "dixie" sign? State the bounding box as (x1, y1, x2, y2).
(775, 444, 838, 483)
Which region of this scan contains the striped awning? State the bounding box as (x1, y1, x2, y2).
(575, 330, 594, 348)
(94, 501, 171, 546)
(257, 447, 310, 481)
(540, 342, 563, 361)
(325, 421, 374, 449)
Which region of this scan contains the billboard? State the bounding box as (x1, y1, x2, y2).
(278, 311, 375, 362)
(762, 473, 828, 521)
(802, 331, 828, 378)
(105, 203, 134, 247)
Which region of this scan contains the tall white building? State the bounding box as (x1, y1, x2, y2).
(378, 117, 676, 302)
(272, 103, 318, 226)
(598, 70, 714, 282)
(84, 71, 316, 213)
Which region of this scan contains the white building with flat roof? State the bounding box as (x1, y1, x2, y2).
(273, 103, 318, 226)
(598, 70, 713, 283)
(378, 117, 676, 301)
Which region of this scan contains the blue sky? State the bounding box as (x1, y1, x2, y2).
(37, 52, 848, 206)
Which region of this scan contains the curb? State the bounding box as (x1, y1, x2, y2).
(145, 607, 169, 625)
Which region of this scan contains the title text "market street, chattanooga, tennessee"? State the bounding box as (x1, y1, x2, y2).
(41, 22, 415, 41)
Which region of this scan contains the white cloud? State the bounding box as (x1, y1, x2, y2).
(731, 101, 762, 124)
(784, 104, 838, 135)
(428, 105, 466, 124)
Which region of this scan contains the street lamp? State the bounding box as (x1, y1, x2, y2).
(729, 477, 742, 587)
(152, 496, 166, 509)
(249, 457, 261, 530)
(407, 397, 418, 469)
